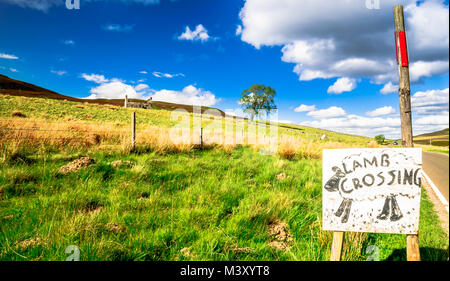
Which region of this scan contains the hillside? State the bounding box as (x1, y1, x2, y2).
(413, 128, 449, 147)
(415, 128, 449, 138)
(0, 74, 226, 116)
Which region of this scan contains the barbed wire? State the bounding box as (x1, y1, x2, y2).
(0, 127, 128, 134)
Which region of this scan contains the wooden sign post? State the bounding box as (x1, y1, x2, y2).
(393, 4, 420, 261)
(323, 148, 422, 261)
(324, 4, 421, 263)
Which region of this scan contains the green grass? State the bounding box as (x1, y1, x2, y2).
(0, 146, 448, 261)
(428, 149, 449, 155)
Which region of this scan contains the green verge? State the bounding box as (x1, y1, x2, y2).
(0, 147, 448, 261)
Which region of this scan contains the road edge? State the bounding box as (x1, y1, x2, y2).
(422, 171, 449, 213)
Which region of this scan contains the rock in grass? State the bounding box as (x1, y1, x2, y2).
(59, 157, 95, 174)
(110, 160, 135, 169)
(276, 173, 287, 180)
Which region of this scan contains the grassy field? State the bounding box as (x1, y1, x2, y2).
(0, 94, 448, 261)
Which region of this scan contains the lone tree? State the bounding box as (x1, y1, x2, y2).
(375, 134, 386, 145)
(238, 84, 277, 121)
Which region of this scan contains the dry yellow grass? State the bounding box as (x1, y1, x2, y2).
(1, 117, 372, 158)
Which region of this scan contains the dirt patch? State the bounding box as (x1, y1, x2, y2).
(422, 177, 449, 236)
(59, 157, 95, 174)
(111, 160, 135, 169)
(268, 220, 293, 251)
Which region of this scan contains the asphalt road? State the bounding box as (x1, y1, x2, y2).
(423, 152, 449, 202)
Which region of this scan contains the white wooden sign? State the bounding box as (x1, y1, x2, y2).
(322, 148, 422, 234)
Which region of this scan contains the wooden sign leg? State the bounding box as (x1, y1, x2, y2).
(330, 231, 345, 261)
(407, 234, 420, 261)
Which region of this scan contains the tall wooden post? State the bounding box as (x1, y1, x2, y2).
(394, 5, 420, 261)
(394, 5, 414, 148)
(131, 112, 136, 150)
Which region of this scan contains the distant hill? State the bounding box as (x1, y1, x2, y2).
(413, 128, 449, 147)
(0, 74, 226, 116)
(415, 128, 449, 138)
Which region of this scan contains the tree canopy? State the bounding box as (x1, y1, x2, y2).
(375, 134, 386, 144)
(238, 84, 277, 121)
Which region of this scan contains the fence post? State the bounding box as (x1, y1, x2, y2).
(200, 127, 203, 148)
(131, 112, 136, 150)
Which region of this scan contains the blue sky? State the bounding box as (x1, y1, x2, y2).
(0, 0, 448, 138)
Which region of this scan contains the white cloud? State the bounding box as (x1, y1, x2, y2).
(307, 106, 346, 119)
(366, 106, 396, 117)
(63, 40, 75, 46)
(134, 83, 150, 91)
(139, 70, 148, 74)
(299, 87, 449, 138)
(277, 120, 293, 124)
(152, 71, 184, 78)
(0, 0, 62, 11)
(0, 53, 19, 59)
(9, 68, 18, 72)
(151, 85, 218, 106)
(380, 82, 398, 94)
(405, 0, 449, 59)
(86, 81, 145, 100)
(409, 60, 449, 83)
(415, 113, 449, 126)
(82, 73, 218, 107)
(0, 0, 161, 12)
(411, 88, 449, 115)
(81, 73, 109, 84)
(300, 114, 402, 138)
(236, 25, 243, 36)
(294, 104, 316, 112)
(51, 70, 67, 76)
(102, 24, 134, 32)
(178, 24, 211, 42)
(327, 77, 356, 94)
(239, 0, 449, 85)
(225, 108, 245, 117)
